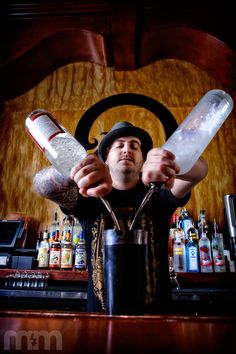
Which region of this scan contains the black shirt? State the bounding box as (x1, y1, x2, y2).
(61, 182, 190, 313)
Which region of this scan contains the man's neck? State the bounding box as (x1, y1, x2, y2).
(112, 175, 140, 190)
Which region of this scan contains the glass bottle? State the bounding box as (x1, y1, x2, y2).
(72, 217, 83, 247)
(186, 221, 199, 244)
(37, 226, 49, 269)
(197, 209, 209, 239)
(25, 109, 87, 179)
(49, 229, 61, 269)
(173, 219, 186, 272)
(35, 231, 42, 254)
(211, 219, 226, 272)
(61, 215, 73, 244)
(199, 231, 213, 273)
(162, 89, 233, 174)
(61, 230, 73, 270)
(25, 109, 121, 231)
(74, 232, 87, 270)
(49, 207, 60, 246)
(180, 207, 193, 241)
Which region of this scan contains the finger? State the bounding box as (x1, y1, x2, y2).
(76, 170, 100, 189)
(147, 148, 176, 160)
(70, 154, 97, 178)
(79, 181, 112, 198)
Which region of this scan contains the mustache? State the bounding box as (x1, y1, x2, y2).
(119, 157, 134, 162)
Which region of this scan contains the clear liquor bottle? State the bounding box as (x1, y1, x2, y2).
(173, 219, 186, 272)
(162, 89, 233, 175)
(37, 226, 49, 269)
(197, 209, 209, 239)
(199, 231, 213, 273)
(25, 109, 87, 179)
(25, 109, 121, 230)
(211, 219, 226, 272)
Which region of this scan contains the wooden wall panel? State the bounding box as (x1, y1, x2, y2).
(0, 59, 235, 242)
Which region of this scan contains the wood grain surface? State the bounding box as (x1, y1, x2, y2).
(0, 59, 235, 241)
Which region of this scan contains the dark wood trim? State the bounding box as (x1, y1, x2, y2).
(0, 268, 88, 282)
(0, 1, 235, 100)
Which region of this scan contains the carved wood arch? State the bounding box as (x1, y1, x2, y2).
(74, 93, 178, 151)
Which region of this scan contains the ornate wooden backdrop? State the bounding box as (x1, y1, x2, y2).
(0, 59, 235, 240)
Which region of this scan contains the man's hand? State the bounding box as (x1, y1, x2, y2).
(70, 154, 112, 197)
(141, 148, 180, 189)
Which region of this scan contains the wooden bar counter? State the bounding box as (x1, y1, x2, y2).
(0, 309, 235, 353)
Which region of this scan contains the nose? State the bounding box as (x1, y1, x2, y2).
(122, 142, 132, 154)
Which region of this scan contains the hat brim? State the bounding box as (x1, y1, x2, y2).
(98, 126, 153, 161)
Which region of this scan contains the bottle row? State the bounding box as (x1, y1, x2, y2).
(168, 208, 235, 273)
(36, 209, 87, 270)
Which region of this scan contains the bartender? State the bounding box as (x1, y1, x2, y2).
(33, 121, 208, 312)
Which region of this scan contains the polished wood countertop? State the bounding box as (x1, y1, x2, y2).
(0, 309, 235, 353)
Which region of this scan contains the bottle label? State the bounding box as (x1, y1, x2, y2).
(173, 245, 186, 272)
(49, 249, 61, 267)
(72, 229, 83, 246)
(74, 247, 86, 269)
(61, 248, 73, 269)
(182, 219, 192, 238)
(186, 246, 199, 271)
(199, 244, 212, 266)
(26, 112, 64, 151)
(38, 247, 49, 268)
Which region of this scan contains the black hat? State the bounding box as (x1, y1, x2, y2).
(98, 121, 153, 161)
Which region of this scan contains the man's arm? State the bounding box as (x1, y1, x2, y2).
(33, 166, 80, 209)
(33, 153, 113, 208)
(171, 156, 208, 199)
(141, 148, 208, 198)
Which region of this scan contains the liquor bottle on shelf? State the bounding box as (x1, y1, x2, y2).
(211, 219, 226, 272)
(49, 229, 61, 269)
(186, 221, 199, 244)
(35, 231, 42, 255)
(61, 230, 73, 270)
(61, 215, 73, 245)
(72, 217, 83, 247)
(74, 232, 87, 270)
(37, 226, 49, 269)
(199, 230, 213, 273)
(49, 207, 60, 246)
(180, 207, 192, 240)
(197, 209, 209, 239)
(186, 236, 200, 272)
(173, 219, 186, 272)
(168, 213, 177, 273)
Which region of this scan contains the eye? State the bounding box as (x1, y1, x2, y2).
(113, 142, 124, 149)
(130, 142, 141, 150)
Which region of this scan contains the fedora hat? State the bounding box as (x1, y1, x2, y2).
(98, 121, 153, 161)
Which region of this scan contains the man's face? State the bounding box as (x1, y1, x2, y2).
(105, 136, 144, 178)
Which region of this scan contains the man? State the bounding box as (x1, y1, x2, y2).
(33, 121, 208, 313)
